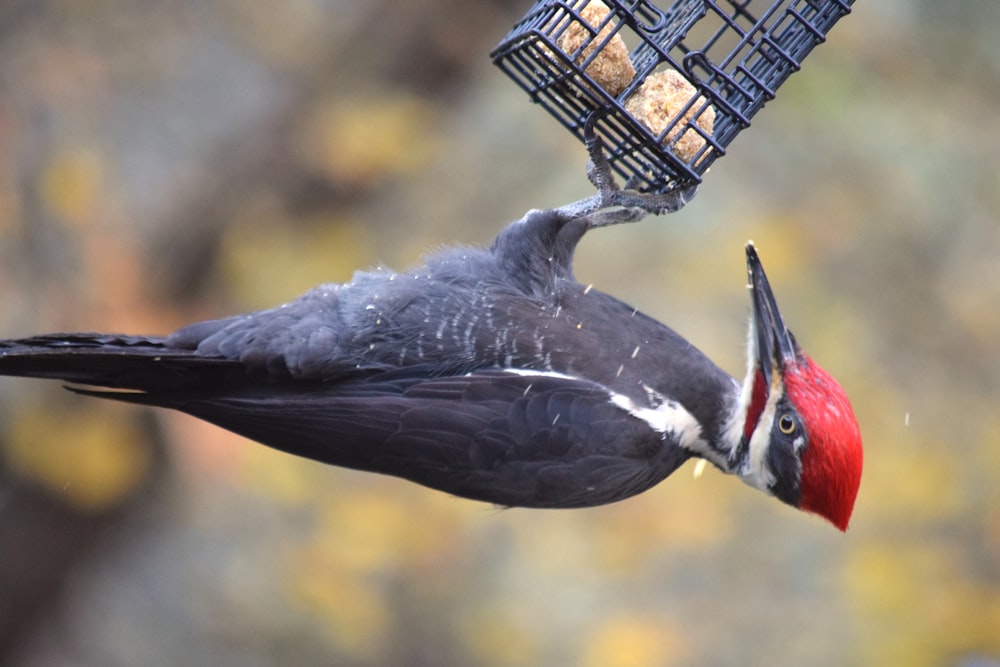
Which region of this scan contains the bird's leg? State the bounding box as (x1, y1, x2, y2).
(548, 196, 648, 228)
(583, 123, 620, 201)
(586, 205, 649, 228)
(552, 116, 700, 225)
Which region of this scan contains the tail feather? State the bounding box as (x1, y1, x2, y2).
(0, 333, 241, 391)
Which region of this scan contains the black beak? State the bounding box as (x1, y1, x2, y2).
(746, 244, 799, 387)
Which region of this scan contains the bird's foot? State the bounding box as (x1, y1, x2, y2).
(553, 118, 698, 226)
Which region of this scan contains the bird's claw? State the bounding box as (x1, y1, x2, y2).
(556, 116, 699, 225)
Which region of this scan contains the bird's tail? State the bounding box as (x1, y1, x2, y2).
(0, 333, 239, 392)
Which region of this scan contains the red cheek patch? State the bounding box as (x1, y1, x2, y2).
(743, 370, 768, 442)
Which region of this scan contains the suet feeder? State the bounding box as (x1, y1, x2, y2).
(492, 0, 855, 194)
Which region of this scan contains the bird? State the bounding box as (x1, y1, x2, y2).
(0, 204, 863, 530)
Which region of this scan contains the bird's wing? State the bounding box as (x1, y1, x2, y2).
(82, 368, 689, 508)
(0, 333, 243, 389)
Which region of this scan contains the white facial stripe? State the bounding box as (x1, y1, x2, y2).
(743, 401, 777, 491)
(740, 379, 786, 493)
(718, 377, 746, 461)
(719, 317, 763, 460)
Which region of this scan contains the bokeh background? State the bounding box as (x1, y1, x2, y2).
(0, 1, 997, 665)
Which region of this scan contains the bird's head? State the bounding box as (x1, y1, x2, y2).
(736, 244, 863, 531)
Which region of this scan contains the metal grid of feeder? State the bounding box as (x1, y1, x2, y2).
(491, 0, 855, 195)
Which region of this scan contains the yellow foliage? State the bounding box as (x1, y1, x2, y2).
(311, 483, 473, 571)
(588, 470, 735, 575)
(843, 542, 1000, 665)
(290, 553, 390, 661)
(979, 412, 1000, 506)
(278, 480, 483, 659)
(856, 432, 966, 524)
(732, 214, 810, 284)
(240, 447, 318, 506)
(219, 204, 376, 308)
(938, 245, 1000, 346)
(4, 401, 150, 512)
(580, 613, 687, 667)
(298, 92, 440, 189)
(41, 146, 104, 227)
(498, 468, 737, 583)
(459, 606, 542, 667)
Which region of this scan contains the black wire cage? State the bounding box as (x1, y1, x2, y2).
(491, 0, 855, 195)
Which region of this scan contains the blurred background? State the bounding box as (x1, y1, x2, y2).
(0, 1, 997, 665)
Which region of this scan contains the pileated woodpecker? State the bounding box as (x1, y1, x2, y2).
(0, 206, 862, 530)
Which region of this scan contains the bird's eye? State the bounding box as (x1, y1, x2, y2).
(778, 413, 796, 435)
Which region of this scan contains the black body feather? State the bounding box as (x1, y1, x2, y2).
(0, 209, 737, 507)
